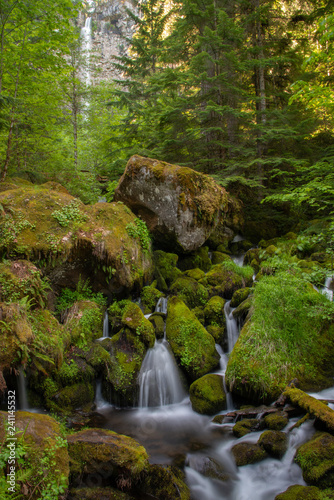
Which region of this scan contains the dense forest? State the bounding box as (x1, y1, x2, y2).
(1, 1, 334, 499)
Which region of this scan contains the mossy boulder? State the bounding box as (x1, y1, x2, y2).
(52, 382, 95, 412)
(178, 247, 212, 273)
(148, 313, 165, 339)
(140, 464, 190, 500)
(153, 250, 182, 291)
(207, 195, 244, 250)
(211, 251, 232, 265)
(264, 412, 289, 431)
(231, 442, 268, 467)
(140, 284, 164, 314)
(0, 411, 69, 499)
(200, 261, 253, 299)
(295, 432, 334, 488)
(232, 297, 252, 324)
(189, 374, 226, 415)
(114, 155, 229, 252)
(166, 297, 219, 381)
(67, 428, 149, 485)
(121, 302, 155, 348)
(226, 272, 334, 403)
(230, 287, 251, 308)
(275, 485, 326, 500)
(169, 276, 209, 308)
(64, 300, 104, 346)
(206, 324, 225, 344)
(258, 430, 288, 458)
(81, 342, 112, 373)
(232, 418, 261, 438)
(0, 181, 153, 293)
(204, 296, 226, 325)
(183, 268, 206, 281)
(58, 356, 95, 386)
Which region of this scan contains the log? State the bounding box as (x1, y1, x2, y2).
(283, 387, 334, 434)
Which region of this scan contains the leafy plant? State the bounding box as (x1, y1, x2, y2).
(56, 276, 106, 314)
(126, 218, 151, 253)
(52, 200, 87, 228)
(105, 180, 118, 202)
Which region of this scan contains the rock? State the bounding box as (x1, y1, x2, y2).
(211, 251, 232, 265)
(169, 276, 209, 309)
(183, 268, 206, 281)
(231, 442, 268, 467)
(0, 181, 153, 293)
(140, 464, 190, 500)
(178, 247, 212, 272)
(188, 455, 230, 481)
(258, 430, 288, 458)
(148, 313, 165, 339)
(67, 428, 149, 485)
(0, 411, 69, 499)
(295, 432, 334, 488)
(64, 300, 104, 346)
(114, 155, 228, 252)
(264, 412, 288, 431)
(206, 324, 225, 344)
(166, 297, 220, 381)
(140, 284, 164, 314)
(275, 485, 325, 500)
(232, 297, 252, 324)
(190, 374, 226, 415)
(232, 418, 262, 438)
(153, 250, 182, 291)
(207, 195, 244, 249)
(200, 261, 253, 299)
(204, 296, 226, 325)
(230, 287, 251, 308)
(53, 382, 95, 412)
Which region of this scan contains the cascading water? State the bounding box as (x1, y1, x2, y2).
(155, 296, 168, 315)
(80, 16, 92, 87)
(18, 370, 29, 411)
(322, 275, 333, 301)
(224, 301, 239, 352)
(103, 310, 109, 338)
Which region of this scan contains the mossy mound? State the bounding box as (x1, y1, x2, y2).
(140, 283, 164, 314)
(169, 276, 209, 309)
(264, 412, 289, 431)
(258, 430, 288, 458)
(64, 300, 104, 347)
(204, 296, 226, 326)
(226, 272, 334, 403)
(178, 247, 212, 273)
(200, 261, 253, 299)
(166, 297, 219, 381)
(189, 374, 226, 415)
(81, 342, 112, 373)
(275, 485, 328, 500)
(153, 250, 182, 291)
(121, 302, 155, 348)
(232, 418, 261, 438)
(0, 259, 51, 308)
(231, 442, 268, 467)
(148, 313, 165, 339)
(206, 324, 225, 344)
(295, 432, 334, 488)
(0, 181, 153, 292)
(232, 297, 252, 324)
(230, 287, 251, 308)
(67, 428, 149, 484)
(141, 464, 190, 500)
(183, 268, 206, 281)
(114, 155, 229, 252)
(52, 382, 95, 413)
(211, 251, 232, 265)
(0, 411, 69, 499)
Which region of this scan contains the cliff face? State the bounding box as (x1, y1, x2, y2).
(78, 0, 137, 82)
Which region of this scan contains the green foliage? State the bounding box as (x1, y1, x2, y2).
(126, 218, 151, 253)
(176, 318, 211, 370)
(0, 263, 50, 308)
(56, 277, 106, 314)
(52, 200, 87, 227)
(105, 180, 119, 202)
(0, 212, 35, 248)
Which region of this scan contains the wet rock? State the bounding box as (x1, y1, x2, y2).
(295, 432, 334, 488)
(264, 412, 289, 431)
(190, 374, 226, 415)
(231, 442, 268, 467)
(232, 418, 263, 437)
(230, 287, 251, 308)
(148, 313, 165, 339)
(258, 430, 288, 458)
(114, 155, 228, 252)
(275, 485, 325, 500)
(170, 276, 209, 309)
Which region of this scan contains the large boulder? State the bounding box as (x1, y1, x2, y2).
(189, 374, 226, 415)
(295, 432, 334, 488)
(0, 180, 153, 294)
(114, 155, 229, 252)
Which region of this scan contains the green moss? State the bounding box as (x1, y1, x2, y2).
(170, 276, 209, 308)
(183, 268, 206, 281)
(232, 419, 260, 438)
(166, 297, 219, 381)
(231, 442, 268, 467)
(178, 247, 212, 273)
(64, 300, 104, 348)
(206, 324, 225, 343)
(211, 251, 232, 265)
(295, 432, 334, 488)
(148, 313, 165, 339)
(200, 260, 253, 299)
(264, 413, 289, 431)
(153, 250, 182, 289)
(54, 382, 94, 411)
(68, 488, 134, 500)
(189, 374, 226, 415)
(258, 430, 288, 458)
(141, 464, 190, 500)
(275, 485, 324, 500)
(230, 287, 251, 308)
(204, 296, 226, 325)
(140, 284, 163, 314)
(122, 302, 155, 348)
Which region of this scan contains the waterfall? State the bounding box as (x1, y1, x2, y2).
(224, 301, 239, 352)
(215, 344, 234, 410)
(138, 339, 186, 407)
(80, 16, 92, 86)
(18, 370, 29, 411)
(322, 276, 333, 301)
(95, 379, 109, 409)
(103, 311, 109, 338)
(155, 296, 168, 315)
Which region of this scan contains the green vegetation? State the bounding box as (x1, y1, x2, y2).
(56, 277, 106, 314)
(52, 200, 87, 228)
(126, 217, 151, 253)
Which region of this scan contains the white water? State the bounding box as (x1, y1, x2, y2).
(18, 370, 29, 410)
(95, 379, 110, 409)
(138, 339, 186, 407)
(224, 301, 239, 352)
(103, 311, 109, 338)
(215, 345, 234, 410)
(81, 17, 92, 86)
(322, 275, 333, 301)
(231, 253, 245, 267)
(155, 296, 168, 315)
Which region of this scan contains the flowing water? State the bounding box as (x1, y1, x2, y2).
(80, 17, 92, 87)
(18, 370, 29, 411)
(224, 301, 239, 352)
(103, 310, 109, 338)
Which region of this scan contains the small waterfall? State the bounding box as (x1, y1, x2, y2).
(224, 301, 239, 352)
(81, 17, 92, 86)
(215, 345, 234, 410)
(95, 379, 109, 409)
(155, 296, 168, 314)
(18, 370, 29, 411)
(103, 311, 109, 338)
(138, 339, 186, 407)
(231, 253, 245, 267)
(322, 276, 333, 301)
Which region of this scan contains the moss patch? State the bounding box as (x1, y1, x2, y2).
(189, 374, 226, 415)
(295, 432, 334, 488)
(170, 276, 209, 309)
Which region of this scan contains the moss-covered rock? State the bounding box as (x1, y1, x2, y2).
(274, 485, 325, 500)
(207, 195, 244, 250)
(189, 456, 230, 481)
(211, 251, 232, 265)
(232, 418, 261, 438)
(153, 250, 182, 290)
(166, 297, 219, 381)
(230, 287, 251, 308)
(226, 272, 334, 403)
(183, 268, 206, 281)
(200, 261, 253, 299)
(206, 324, 225, 344)
(64, 300, 104, 347)
(295, 432, 334, 488)
(0, 411, 69, 499)
(231, 442, 268, 467)
(140, 464, 190, 500)
(67, 428, 149, 485)
(82, 342, 112, 373)
(148, 313, 165, 339)
(258, 430, 288, 458)
(68, 488, 135, 499)
(264, 412, 289, 431)
(189, 374, 226, 415)
(0, 181, 153, 293)
(52, 382, 95, 412)
(114, 155, 229, 252)
(178, 247, 212, 273)
(140, 284, 164, 314)
(232, 297, 252, 324)
(170, 276, 209, 308)
(204, 296, 226, 325)
(192, 306, 205, 325)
